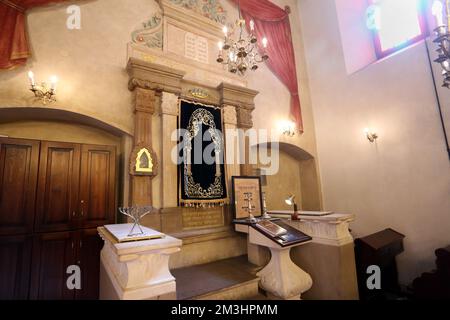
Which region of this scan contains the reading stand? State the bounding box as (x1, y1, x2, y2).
(234, 219, 313, 300)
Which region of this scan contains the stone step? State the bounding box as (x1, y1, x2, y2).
(172, 255, 266, 300)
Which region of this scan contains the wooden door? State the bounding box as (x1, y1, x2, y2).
(75, 228, 103, 300)
(79, 144, 116, 229)
(35, 142, 80, 232)
(30, 231, 76, 300)
(0, 235, 33, 299)
(0, 138, 40, 235)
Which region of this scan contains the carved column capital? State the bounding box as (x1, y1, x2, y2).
(222, 105, 237, 126)
(161, 92, 179, 116)
(236, 107, 254, 129)
(134, 87, 157, 114)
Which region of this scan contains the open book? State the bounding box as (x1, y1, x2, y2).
(254, 220, 288, 238)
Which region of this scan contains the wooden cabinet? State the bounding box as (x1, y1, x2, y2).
(35, 141, 81, 232)
(30, 231, 76, 300)
(76, 228, 104, 300)
(0, 235, 33, 300)
(0, 138, 40, 236)
(0, 137, 116, 300)
(29, 229, 103, 300)
(79, 144, 116, 229)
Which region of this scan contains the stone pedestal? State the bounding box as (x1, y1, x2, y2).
(98, 226, 182, 300)
(282, 213, 359, 300)
(235, 224, 313, 300)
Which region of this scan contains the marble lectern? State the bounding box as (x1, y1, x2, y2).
(98, 225, 182, 300)
(235, 223, 313, 300)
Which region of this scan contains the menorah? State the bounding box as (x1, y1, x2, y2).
(119, 206, 153, 237)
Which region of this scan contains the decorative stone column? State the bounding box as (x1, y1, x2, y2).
(161, 92, 179, 208)
(222, 105, 240, 193)
(218, 83, 259, 177)
(129, 87, 157, 206)
(127, 58, 185, 208)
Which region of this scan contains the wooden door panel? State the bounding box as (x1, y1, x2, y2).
(0, 235, 33, 299)
(35, 142, 80, 232)
(30, 231, 76, 300)
(79, 145, 116, 228)
(0, 138, 39, 235)
(76, 228, 103, 300)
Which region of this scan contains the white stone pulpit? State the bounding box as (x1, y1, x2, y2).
(98, 226, 182, 300)
(235, 223, 313, 300)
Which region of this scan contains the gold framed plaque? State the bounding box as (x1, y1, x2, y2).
(130, 145, 158, 176)
(231, 176, 263, 219)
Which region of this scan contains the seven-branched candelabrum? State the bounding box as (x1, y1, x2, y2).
(119, 206, 153, 236)
(216, 17, 269, 76)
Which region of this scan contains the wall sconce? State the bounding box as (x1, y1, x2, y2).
(364, 128, 378, 143)
(280, 120, 296, 137)
(28, 71, 58, 104)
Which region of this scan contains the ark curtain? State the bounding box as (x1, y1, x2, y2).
(0, 0, 75, 70)
(178, 100, 227, 207)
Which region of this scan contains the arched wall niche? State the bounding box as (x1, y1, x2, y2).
(0, 106, 133, 211)
(252, 142, 323, 212)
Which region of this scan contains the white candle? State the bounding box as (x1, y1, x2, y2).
(432, 0, 444, 26)
(262, 37, 268, 48)
(223, 26, 228, 35)
(218, 41, 223, 53)
(50, 75, 58, 91)
(28, 71, 35, 86)
(250, 20, 255, 31)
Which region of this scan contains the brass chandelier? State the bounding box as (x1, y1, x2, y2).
(216, 1, 269, 76)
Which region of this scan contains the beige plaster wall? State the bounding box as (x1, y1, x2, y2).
(0, 0, 163, 135)
(298, 0, 450, 285)
(0, 0, 319, 156)
(263, 150, 302, 211)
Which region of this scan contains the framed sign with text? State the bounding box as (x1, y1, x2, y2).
(231, 176, 263, 219)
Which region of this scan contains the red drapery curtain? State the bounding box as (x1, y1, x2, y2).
(0, 0, 72, 70)
(230, 0, 303, 132)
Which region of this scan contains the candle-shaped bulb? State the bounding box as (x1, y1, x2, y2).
(50, 75, 58, 91)
(250, 20, 255, 31)
(223, 26, 228, 35)
(432, 0, 444, 26)
(229, 52, 234, 62)
(262, 37, 268, 48)
(28, 71, 35, 86)
(218, 41, 223, 50)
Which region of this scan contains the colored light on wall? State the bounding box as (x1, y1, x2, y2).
(367, 0, 427, 58)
